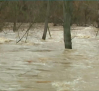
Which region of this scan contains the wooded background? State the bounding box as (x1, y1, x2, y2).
(0, 1, 98, 30)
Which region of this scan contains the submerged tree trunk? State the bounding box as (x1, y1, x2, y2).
(42, 0, 50, 40)
(63, 1, 72, 49)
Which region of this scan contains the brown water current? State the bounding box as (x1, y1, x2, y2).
(0, 25, 99, 91)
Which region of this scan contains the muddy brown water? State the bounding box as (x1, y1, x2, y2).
(0, 25, 99, 91)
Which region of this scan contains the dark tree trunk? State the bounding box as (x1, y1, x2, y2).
(13, 2, 17, 32)
(97, 2, 99, 28)
(63, 1, 72, 49)
(42, 0, 50, 40)
(13, 21, 17, 32)
(84, 10, 87, 27)
(84, 6, 89, 27)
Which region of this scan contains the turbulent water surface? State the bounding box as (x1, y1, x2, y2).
(0, 24, 99, 91)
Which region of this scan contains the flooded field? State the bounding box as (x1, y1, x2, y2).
(0, 24, 99, 91)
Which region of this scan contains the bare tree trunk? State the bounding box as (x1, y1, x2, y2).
(42, 0, 50, 40)
(84, 6, 89, 27)
(84, 9, 87, 26)
(13, 21, 17, 32)
(63, 1, 72, 49)
(97, 2, 99, 28)
(13, 2, 17, 32)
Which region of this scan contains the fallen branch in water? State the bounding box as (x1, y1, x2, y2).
(16, 22, 33, 43)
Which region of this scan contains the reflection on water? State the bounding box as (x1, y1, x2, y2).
(0, 26, 99, 91)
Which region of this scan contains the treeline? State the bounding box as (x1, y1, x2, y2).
(0, 1, 98, 30)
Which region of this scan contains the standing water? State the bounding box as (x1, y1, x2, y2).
(0, 24, 99, 91)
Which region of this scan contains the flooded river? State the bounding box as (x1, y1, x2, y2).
(0, 24, 99, 91)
